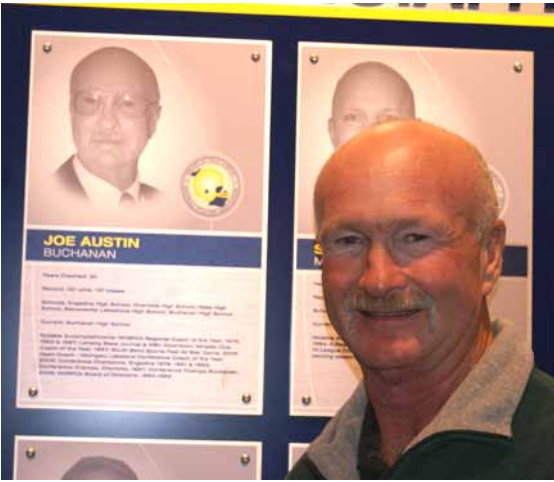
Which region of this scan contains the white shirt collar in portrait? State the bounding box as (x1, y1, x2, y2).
(72, 156, 141, 209)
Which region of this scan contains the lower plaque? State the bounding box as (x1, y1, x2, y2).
(14, 436, 261, 480)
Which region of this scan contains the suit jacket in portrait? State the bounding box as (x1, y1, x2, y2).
(54, 157, 162, 203)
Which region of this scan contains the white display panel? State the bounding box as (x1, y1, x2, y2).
(14, 436, 262, 480)
(291, 42, 533, 416)
(17, 31, 272, 414)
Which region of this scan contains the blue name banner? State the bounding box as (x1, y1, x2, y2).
(26, 229, 262, 268)
(297, 238, 528, 276)
(297, 238, 322, 271)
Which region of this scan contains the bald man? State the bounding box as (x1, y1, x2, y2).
(288, 120, 554, 479)
(54, 47, 162, 208)
(328, 61, 415, 149)
(61, 456, 138, 480)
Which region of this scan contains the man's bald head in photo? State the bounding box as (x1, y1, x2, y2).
(62, 456, 138, 480)
(328, 61, 415, 149)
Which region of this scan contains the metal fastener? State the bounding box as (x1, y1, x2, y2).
(301, 395, 312, 406)
(28, 387, 38, 398)
(251, 51, 261, 62)
(241, 393, 252, 404)
(514, 61, 523, 73)
(26, 447, 36, 459)
(42, 42, 52, 54)
(309, 54, 319, 65)
(240, 453, 250, 466)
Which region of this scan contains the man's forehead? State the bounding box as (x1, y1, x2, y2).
(71, 49, 157, 96)
(317, 166, 470, 241)
(337, 65, 407, 94)
(329, 136, 427, 174)
(321, 208, 460, 235)
(316, 122, 477, 214)
(322, 153, 450, 205)
(334, 121, 463, 163)
(336, 88, 407, 116)
(73, 67, 146, 92)
(337, 76, 401, 105)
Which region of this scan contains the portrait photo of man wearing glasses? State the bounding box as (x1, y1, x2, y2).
(54, 46, 162, 209)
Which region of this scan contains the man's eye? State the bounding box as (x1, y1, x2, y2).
(82, 94, 99, 105)
(116, 94, 148, 117)
(74, 92, 102, 115)
(342, 113, 365, 125)
(404, 233, 429, 243)
(336, 235, 362, 245)
(325, 235, 365, 256)
(121, 96, 137, 108)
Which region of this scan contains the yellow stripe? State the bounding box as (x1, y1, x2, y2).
(44, 4, 554, 29)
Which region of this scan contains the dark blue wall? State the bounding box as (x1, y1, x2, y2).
(2, 5, 554, 479)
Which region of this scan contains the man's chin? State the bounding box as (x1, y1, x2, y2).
(355, 343, 426, 373)
(342, 321, 427, 370)
(93, 146, 125, 161)
(83, 152, 135, 170)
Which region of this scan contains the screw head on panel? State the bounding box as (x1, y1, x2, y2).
(309, 54, 319, 64)
(514, 61, 523, 73)
(240, 453, 251, 466)
(42, 42, 52, 54)
(28, 387, 38, 398)
(301, 395, 312, 406)
(251, 51, 261, 62)
(241, 393, 252, 404)
(26, 447, 36, 459)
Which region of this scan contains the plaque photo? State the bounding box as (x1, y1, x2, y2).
(291, 42, 533, 415)
(14, 436, 261, 480)
(17, 31, 272, 414)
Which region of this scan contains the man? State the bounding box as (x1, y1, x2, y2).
(55, 46, 162, 208)
(288, 120, 554, 479)
(328, 61, 415, 149)
(61, 455, 138, 479)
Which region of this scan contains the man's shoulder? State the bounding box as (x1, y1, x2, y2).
(514, 367, 554, 425)
(529, 367, 554, 395)
(286, 454, 325, 480)
(286, 384, 367, 480)
(139, 182, 163, 201)
(510, 367, 554, 476)
(53, 156, 88, 199)
(54, 157, 76, 179)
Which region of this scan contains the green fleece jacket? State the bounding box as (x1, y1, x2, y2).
(287, 320, 554, 479)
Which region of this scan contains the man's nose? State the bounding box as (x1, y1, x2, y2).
(358, 245, 407, 297)
(97, 99, 119, 128)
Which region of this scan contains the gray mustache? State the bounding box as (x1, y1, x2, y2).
(347, 290, 430, 313)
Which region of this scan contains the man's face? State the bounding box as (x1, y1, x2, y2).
(70, 52, 160, 183)
(317, 133, 500, 373)
(328, 71, 415, 149)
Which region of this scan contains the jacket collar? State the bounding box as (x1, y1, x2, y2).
(306, 319, 534, 480)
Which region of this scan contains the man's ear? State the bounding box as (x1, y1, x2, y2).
(147, 104, 162, 138)
(328, 117, 339, 150)
(481, 219, 506, 297)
